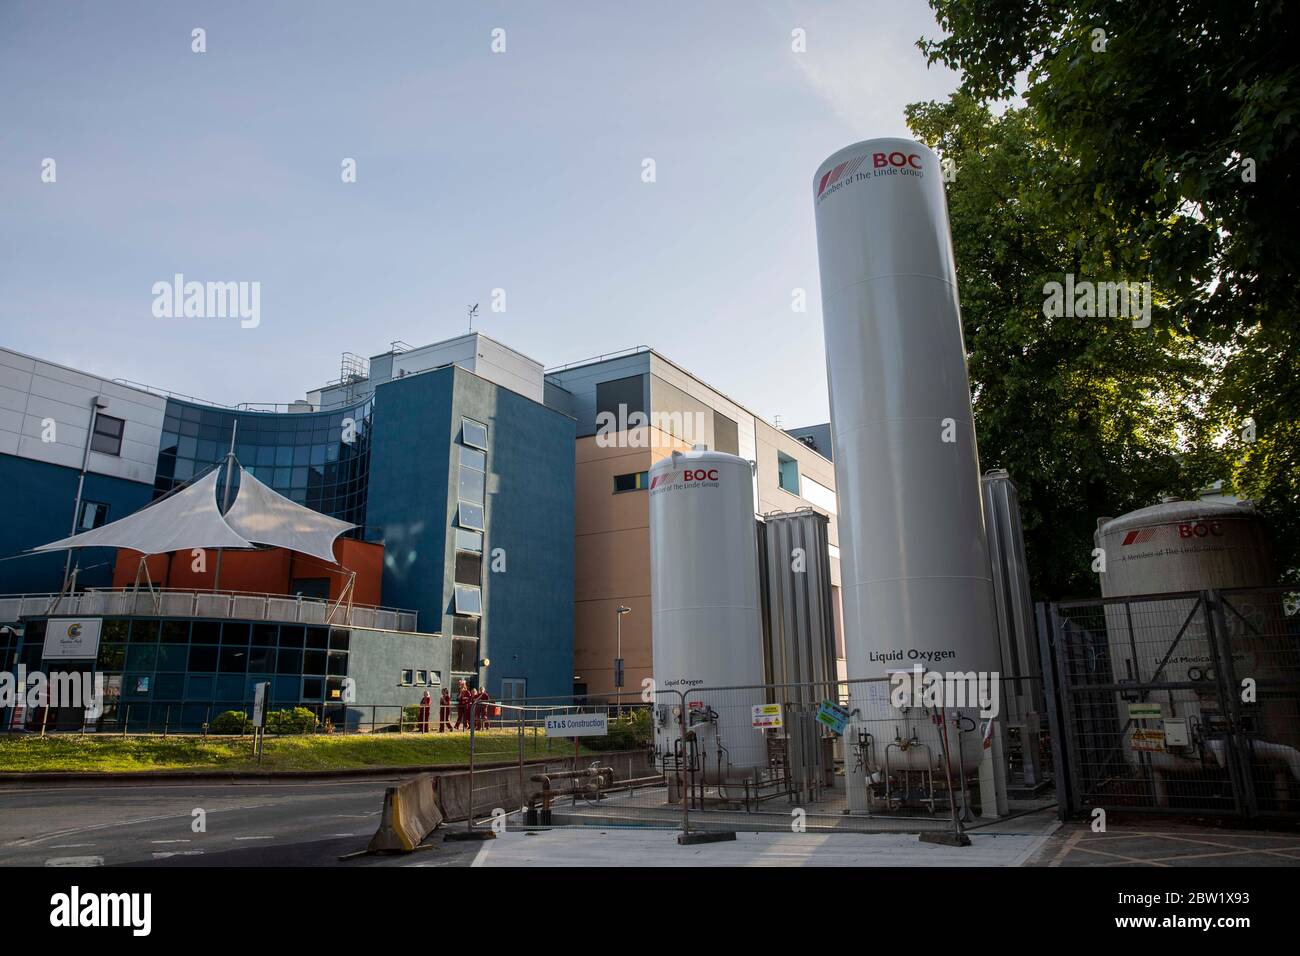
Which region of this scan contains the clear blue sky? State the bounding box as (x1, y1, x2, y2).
(0, 1, 958, 427)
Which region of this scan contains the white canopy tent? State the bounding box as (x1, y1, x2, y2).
(32, 461, 355, 565)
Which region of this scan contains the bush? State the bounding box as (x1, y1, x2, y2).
(209, 710, 252, 734)
(266, 707, 319, 735)
(582, 708, 652, 752)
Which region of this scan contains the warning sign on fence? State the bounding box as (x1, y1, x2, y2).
(751, 703, 783, 729)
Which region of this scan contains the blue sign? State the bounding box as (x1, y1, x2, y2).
(816, 700, 850, 735)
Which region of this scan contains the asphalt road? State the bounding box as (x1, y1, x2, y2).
(0, 779, 483, 867)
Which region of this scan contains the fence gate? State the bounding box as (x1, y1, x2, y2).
(1039, 587, 1300, 821)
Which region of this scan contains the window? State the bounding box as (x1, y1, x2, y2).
(452, 616, 480, 638)
(78, 500, 110, 530)
(415, 670, 428, 686)
(458, 466, 485, 504)
(501, 678, 526, 702)
(400, 669, 414, 686)
(613, 471, 648, 493)
(596, 375, 645, 424)
(454, 584, 482, 616)
(713, 411, 739, 455)
(452, 639, 479, 673)
(455, 528, 483, 553)
(455, 551, 482, 586)
(777, 452, 800, 495)
(461, 417, 488, 450)
(458, 501, 484, 531)
(459, 445, 485, 471)
(91, 413, 125, 456)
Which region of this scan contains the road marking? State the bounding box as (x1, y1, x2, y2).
(471, 841, 494, 868)
(45, 856, 103, 867)
(330, 833, 356, 837)
(3, 802, 279, 847)
(49, 843, 96, 849)
(153, 850, 204, 859)
(234, 835, 272, 841)
(1048, 828, 1085, 867)
(151, 839, 191, 844)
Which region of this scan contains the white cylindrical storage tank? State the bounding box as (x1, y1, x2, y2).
(1097, 499, 1275, 598)
(649, 448, 766, 779)
(1095, 500, 1299, 783)
(812, 139, 1000, 679)
(812, 139, 999, 788)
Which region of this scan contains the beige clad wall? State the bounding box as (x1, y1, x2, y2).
(573, 426, 690, 698)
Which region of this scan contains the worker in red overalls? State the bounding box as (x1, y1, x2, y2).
(455, 680, 472, 731)
(476, 687, 492, 731)
(417, 690, 431, 733)
(438, 687, 452, 733)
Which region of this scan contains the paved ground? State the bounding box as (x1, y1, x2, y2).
(4, 781, 1296, 868)
(0, 779, 479, 868)
(1028, 818, 1300, 867)
(466, 819, 1059, 867)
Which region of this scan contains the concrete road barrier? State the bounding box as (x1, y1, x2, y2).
(367, 773, 444, 852)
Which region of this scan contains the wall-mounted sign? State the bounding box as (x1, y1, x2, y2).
(42, 618, 102, 660)
(751, 703, 783, 729)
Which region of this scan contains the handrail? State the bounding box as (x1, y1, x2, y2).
(0, 588, 422, 632)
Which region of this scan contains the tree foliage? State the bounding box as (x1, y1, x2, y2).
(913, 0, 1300, 585)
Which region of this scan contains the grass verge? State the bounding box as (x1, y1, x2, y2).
(0, 730, 590, 774)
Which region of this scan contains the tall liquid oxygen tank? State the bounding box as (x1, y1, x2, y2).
(649, 448, 766, 779)
(812, 138, 1001, 681)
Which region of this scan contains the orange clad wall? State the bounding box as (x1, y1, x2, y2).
(111, 538, 383, 606)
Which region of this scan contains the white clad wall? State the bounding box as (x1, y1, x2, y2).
(473, 336, 545, 403)
(0, 348, 165, 485)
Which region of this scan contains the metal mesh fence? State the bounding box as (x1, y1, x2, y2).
(1044, 587, 1300, 820)
(462, 679, 1046, 837)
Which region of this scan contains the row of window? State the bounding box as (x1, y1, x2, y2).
(399, 669, 442, 687)
(453, 418, 487, 627)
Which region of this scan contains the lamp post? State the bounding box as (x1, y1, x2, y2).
(615, 605, 631, 714)
(64, 396, 108, 592)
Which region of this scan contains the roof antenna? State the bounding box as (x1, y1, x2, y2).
(468, 303, 479, 333)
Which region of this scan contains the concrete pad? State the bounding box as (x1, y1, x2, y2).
(471, 816, 1059, 867)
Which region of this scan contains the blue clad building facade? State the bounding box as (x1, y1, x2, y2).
(0, 334, 575, 720)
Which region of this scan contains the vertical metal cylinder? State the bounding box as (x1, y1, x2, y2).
(812, 138, 1000, 678)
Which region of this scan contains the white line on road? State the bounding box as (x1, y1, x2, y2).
(49, 843, 96, 849)
(151, 839, 191, 844)
(45, 856, 103, 867)
(234, 835, 272, 841)
(153, 850, 204, 859)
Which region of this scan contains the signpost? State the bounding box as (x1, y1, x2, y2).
(252, 681, 270, 764)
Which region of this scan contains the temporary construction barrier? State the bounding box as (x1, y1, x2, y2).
(367, 773, 444, 852)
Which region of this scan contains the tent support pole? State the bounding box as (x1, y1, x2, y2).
(212, 420, 239, 593)
(327, 571, 356, 626)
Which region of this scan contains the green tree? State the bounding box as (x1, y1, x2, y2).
(918, 0, 1300, 581)
(906, 95, 1227, 598)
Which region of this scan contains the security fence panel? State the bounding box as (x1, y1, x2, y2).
(1041, 587, 1300, 821)
(463, 679, 1043, 838)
